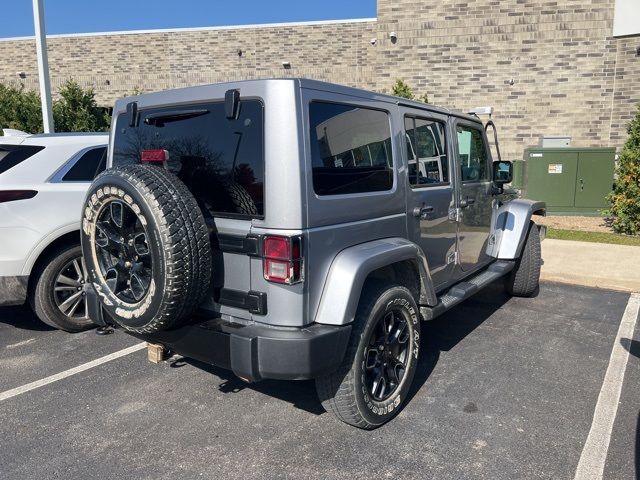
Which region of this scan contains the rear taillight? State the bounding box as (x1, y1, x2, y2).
(0, 190, 38, 203)
(263, 235, 303, 284)
(141, 149, 169, 163)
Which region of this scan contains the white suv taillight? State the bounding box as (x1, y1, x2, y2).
(263, 235, 303, 284)
(0, 190, 38, 203)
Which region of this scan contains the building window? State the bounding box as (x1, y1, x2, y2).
(613, 0, 640, 37)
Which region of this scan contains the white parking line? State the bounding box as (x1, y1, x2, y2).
(0, 342, 147, 402)
(574, 293, 640, 480)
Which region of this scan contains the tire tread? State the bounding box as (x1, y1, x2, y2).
(316, 282, 417, 429)
(506, 221, 541, 297)
(86, 165, 211, 333)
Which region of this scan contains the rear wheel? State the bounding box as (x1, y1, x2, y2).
(30, 244, 93, 332)
(315, 282, 420, 429)
(506, 221, 541, 297)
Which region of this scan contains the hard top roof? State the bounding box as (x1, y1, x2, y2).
(118, 78, 481, 124)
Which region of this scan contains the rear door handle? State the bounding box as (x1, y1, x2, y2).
(460, 197, 475, 208)
(413, 205, 434, 219)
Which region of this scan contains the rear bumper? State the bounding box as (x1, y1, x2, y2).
(0, 275, 28, 306)
(87, 288, 351, 382)
(132, 318, 351, 382)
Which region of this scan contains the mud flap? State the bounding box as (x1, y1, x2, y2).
(85, 285, 107, 326)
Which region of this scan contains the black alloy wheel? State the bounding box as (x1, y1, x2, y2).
(364, 308, 411, 401)
(315, 282, 421, 429)
(81, 164, 211, 333)
(94, 199, 153, 304)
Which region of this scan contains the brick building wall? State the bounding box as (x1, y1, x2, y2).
(0, 0, 638, 159)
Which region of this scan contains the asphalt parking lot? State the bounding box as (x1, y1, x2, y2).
(1, 281, 638, 480)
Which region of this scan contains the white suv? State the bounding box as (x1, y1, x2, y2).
(0, 130, 108, 331)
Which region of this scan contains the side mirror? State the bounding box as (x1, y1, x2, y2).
(492, 160, 513, 185)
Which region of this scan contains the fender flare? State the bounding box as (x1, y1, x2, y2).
(314, 237, 437, 326)
(492, 199, 546, 260)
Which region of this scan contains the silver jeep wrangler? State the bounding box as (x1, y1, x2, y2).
(82, 79, 545, 429)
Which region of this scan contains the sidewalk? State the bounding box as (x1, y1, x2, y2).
(541, 239, 640, 292)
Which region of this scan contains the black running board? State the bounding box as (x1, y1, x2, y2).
(420, 260, 515, 320)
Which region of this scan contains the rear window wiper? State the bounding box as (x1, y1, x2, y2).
(143, 109, 209, 127)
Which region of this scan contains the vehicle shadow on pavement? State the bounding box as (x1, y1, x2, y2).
(621, 337, 640, 359)
(622, 339, 640, 480)
(0, 305, 55, 331)
(405, 280, 512, 406)
(175, 357, 326, 415)
(171, 280, 513, 418)
(636, 412, 640, 480)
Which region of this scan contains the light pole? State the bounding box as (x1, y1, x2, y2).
(32, 0, 54, 133)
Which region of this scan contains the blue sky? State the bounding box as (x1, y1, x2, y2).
(1, 1, 376, 38)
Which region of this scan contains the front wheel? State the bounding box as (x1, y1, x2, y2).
(506, 221, 541, 297)
(315, 282, 421, 429)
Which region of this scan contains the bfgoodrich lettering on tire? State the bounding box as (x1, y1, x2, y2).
(315, 282, 421, 429)
(81, 164, 211, 333)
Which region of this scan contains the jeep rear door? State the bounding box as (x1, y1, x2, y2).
(402, 111, 457, 290)
(111, 100, 265, 319)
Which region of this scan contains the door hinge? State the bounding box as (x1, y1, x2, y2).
(448, 207, 462, 222)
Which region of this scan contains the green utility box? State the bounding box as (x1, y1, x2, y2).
(522, 147, 615, 215)
(511, 160, 525, 189)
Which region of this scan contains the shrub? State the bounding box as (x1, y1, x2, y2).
(607, 104, 640, 235)
(0, 83, 43, 134)
(391, 79, 429, 103)
(52, 80, 110, 132)
(0, 80, 110, 134)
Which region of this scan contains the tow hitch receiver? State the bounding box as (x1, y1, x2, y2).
(147, 343, 166, 364)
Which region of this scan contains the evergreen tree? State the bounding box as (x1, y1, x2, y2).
(607, 104, 640, 235)
(392, 79, 414, 99)
(0, 84, 43, 133)
(0, 80, 110, 135)
(391, 79, 429, 104)
(52, 80, 110, 132)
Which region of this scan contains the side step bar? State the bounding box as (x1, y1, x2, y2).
(420, 260, 515, 321)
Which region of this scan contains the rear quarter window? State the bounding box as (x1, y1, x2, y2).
(308, 101, 393, 196)
(112, 100, 264, 218)
(62, 147, 107, 182)
(0, 145, 45, 175)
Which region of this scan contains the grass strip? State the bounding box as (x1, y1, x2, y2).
(546, 228, 640, 246)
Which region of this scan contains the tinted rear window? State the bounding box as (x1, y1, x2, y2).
(113, 100, 264, 218)
(62, 147, 107, 182)
(309, 102, 393, 196)
(0, 145, 44, 175)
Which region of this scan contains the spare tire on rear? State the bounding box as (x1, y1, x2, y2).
(81, 164, 212, 333)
